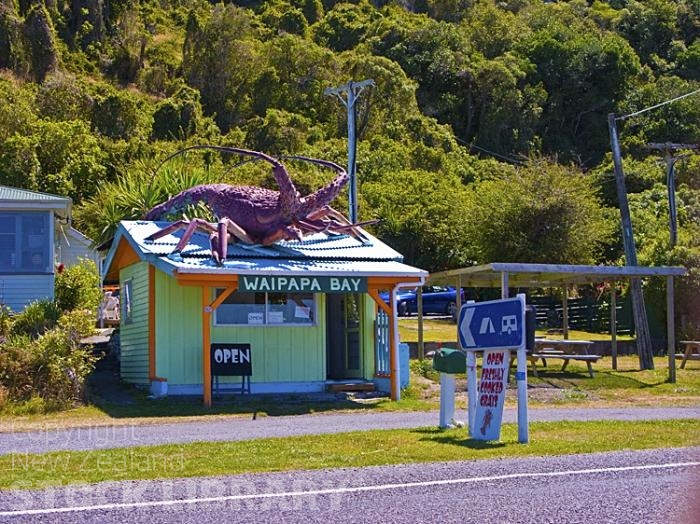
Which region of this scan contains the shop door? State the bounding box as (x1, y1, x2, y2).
(326, 293, 363, 379)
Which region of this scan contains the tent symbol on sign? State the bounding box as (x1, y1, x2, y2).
(501, 315, 517, 334)
(479, 317, 495, 334)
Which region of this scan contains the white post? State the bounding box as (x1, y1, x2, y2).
(466, 349, 478, 438)
(516, 293, 529, 444)
(439, 373, 456, 429)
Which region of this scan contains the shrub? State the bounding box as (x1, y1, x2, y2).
(0, 310, 97, 410)
(0, 257, 105, 412)
(0, 305, 11, 339)
(54, 258, 102, 314)
(0, 333, 35, 401)
(10, 299, 60, 338)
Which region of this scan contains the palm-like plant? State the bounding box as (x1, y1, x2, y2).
(73, 157, 222, 247)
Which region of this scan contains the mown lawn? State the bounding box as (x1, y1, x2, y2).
(2, 419, 699, 488)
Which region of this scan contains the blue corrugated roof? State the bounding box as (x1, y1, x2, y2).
(0, 185, 71, 216)
(105, 221, 427, 279)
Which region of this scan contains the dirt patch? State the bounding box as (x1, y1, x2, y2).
(409, 372, 600, 405)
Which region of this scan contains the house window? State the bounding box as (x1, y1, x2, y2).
(0, 213, 50, 274)
(214, 289, 316, 326)
(122, 279, 133, 324)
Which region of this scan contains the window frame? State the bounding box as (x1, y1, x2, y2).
(122, 279, 133, 324)
(0, 212, 51, 275)
(213, 288, 317, 327)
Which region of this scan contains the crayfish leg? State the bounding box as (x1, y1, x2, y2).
(220, 218, 254, 244)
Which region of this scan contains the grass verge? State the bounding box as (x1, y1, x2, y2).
(397, 317, 634, 343)
(2, 419, 698, 489)
(1, 357, 698, 432)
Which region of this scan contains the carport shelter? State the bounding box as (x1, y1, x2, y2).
(102, 221, 427, 406)
(427, 262, 686, 381)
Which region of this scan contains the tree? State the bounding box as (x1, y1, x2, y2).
(462, 160, 616, 264)
(312, 1, 376, 52)
(35, 72, 94, 122)
(615, 0, 678, 66)
(182, 4, 264, 132)
(24, 3, 59, 83)
(31, 119, 108, 202)
(91, 88, 144, 140)
(260, 1, 309, 36)
(628, 182, 700, 342)
(242, 108, 323, 153)
(252, 33, 338, 123)
(517, 2, 642, 165)
(334, 53, 422, 142)
(0, 76, 37, 142)
(151, 85, 207, 141)
(617, 76, 700, 147)
(0, 1, 29, 76)
(362, 167, 472, 271)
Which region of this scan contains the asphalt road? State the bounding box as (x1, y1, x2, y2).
(1, 447, 698, 523)
(1, 406, 699, 456)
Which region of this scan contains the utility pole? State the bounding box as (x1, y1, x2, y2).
(324, 79, 374, 224)
(645, 142, 698, 248)
(608, 113, 655, 370)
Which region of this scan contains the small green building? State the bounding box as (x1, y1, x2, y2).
(102, 221, 426, 406)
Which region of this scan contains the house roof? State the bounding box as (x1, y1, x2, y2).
(0, 185, 72, 218)
(103, 221, 428, 283)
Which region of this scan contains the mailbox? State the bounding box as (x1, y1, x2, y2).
(432, 347, 467, 374)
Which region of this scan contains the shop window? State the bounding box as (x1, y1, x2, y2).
(214, 289, 315, 326)
(0, 213, 50, 274)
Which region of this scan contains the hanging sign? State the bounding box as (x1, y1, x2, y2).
(239, 275, 367, 293)
(473, 349, 511, 441)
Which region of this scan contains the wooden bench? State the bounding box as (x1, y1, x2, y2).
(528, 352, 602, 378)
(677, 341, 700, 369)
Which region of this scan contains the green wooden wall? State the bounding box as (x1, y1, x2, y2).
(151, 273, 379, 386)
(115, 264, 381, 388)
(119, 262, 150, 384)
(153, 269, 202, 384)
(210, 293, 326, 385)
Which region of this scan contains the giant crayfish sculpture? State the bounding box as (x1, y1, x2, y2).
(144, 146, 371, 264)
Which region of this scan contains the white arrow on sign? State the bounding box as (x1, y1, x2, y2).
(460, 307, 475, 347)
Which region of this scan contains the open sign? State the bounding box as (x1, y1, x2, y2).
(211, 343, 252, 376)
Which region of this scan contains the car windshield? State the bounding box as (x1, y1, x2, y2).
(421, 286, 450, 293)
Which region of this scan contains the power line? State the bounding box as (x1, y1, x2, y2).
(617, 87, 700, 121)
(456, 138, 524, 165)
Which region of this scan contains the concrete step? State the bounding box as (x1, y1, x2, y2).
(326, 382, 375, 393)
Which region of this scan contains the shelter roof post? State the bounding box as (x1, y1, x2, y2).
(500, 272, 509, 299)
(611, 283, 618, 370)
(667, 275, 676, 384)
(562, 286, 569, 340)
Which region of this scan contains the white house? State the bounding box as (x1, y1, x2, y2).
(0, 185, 98, 312)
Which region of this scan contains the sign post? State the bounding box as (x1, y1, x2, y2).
(458, 295, 528, 443)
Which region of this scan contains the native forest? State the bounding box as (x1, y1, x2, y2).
(0, 0, 698, 337)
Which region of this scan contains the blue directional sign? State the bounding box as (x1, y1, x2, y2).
(458, 296, 525, 350)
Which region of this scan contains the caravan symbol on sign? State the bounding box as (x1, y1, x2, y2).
(501, 315, 518, 335)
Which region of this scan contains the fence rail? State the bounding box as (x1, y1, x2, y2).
(528, 295, 633, 334)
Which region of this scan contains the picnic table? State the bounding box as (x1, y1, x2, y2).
(529, 339, 601, 378)
(677, 341, 700, 369)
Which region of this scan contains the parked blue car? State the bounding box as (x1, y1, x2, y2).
(379, 286, 463, 317)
